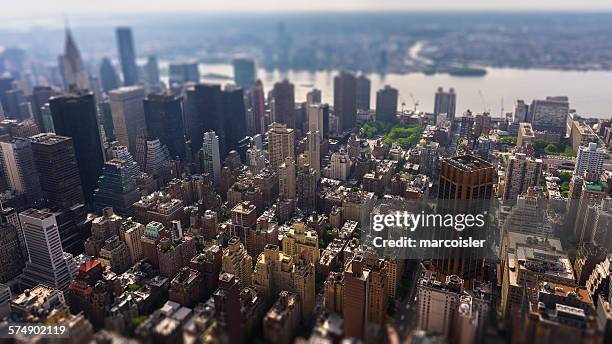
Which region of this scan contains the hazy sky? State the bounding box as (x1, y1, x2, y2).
(2, 0, 612, 19)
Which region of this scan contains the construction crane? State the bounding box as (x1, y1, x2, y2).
(478, 90, 490, 113)
(408, 93, 419, 112)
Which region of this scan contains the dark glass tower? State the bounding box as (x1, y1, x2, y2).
(334, 71, 357, 131)
(143, 92, 186, 160)
(93, 159, 140, 216)
(49, 92, 104, 206)
(30, 86, 53, 130)
(29, 133, 84, 210)
(184, 84, 223, 156)
(232, 58, 256, 88)
(272, 79, 295, 129)
(115, 27, 138, 86)
(221, 86, 247, 156)
(99, 57, 120, 93)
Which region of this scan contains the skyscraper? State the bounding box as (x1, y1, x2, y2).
(0, 138, 43, 206)
(356, 74, 371, 111)
(574, 142, 606, 176)
(307, 130, 320, 176)
(0, 220, 25, 283)
(267, 122, 295, 170)
(30, 86, 53, 130)
(250, 80, 266, 134)
(376, 85, 398, 122)
(115, 27, 138, 86)
(529, 96, 569, 134)
(93, 159, 141, 216)
(29, 133, 84, 210)
(278, 157, 296, 200)
(109, 86, 146, 155)
(169, 62, 200, 85)
(221, 85, 248, 155)
(144, 56, 160, 91)
(143, 92, 186, 160)
(49, 92, 105, 205)
(502, 153, 542, 204)
(99, 57, 120, 93)
(436, 155, 495, 281)
(232, 57, 256, 88)
(272, 79, 295, 129)
(19, 209, 72, 290)
(438, 155, 495, 200)
(334, 71, 357, 131)
(434, 87, 457, 121)
(184, 84, 223, 156)
(61, 27, 90, 91)
(202, 131, 221, 185)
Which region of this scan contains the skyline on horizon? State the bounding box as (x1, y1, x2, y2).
(3, 0, 612, 21)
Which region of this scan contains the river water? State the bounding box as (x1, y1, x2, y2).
(181, 63, 612, 119)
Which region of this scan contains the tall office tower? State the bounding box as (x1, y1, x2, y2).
(502, 153, 542, 204)
(29, 133, 84, 209)
(108, 145, 140, 178)
(253, 244, 294, 301)
(307, 130, 321, 175)
(307, 88, 322, 105)
(221, 85, 247, 155)
(438, 155, 495, 200)
(183, 84, 223, 155)
(0, 76, 13, 113)
(434, 87, 457, 121)
(297, 165, 317, 213)
(267, 122, 295, 170)
(143, 92, 186, 160)
(574, 172, 607, 243)
(99, 57, 120, 93)
(529, 96, 569, 134)
(61, 27, 90, 91)
(278, 157, 296, 200)
(109, 86, 146, 155)
(115, 27, 138, 86)
(418, 141, 440, 179)
(356, 74, 371, 111)
(144, 56, 161, 91)
(93, 159, 140, 216)
(293, 258, 316, 320)
(263, 291, 301, 343)
(221, 237, 253, 290)
(215, 273, 244, 344)
(143, 138, 170, 178)
(308, 104, 324, 134)
(0, 138, 43, 206)
(1, 207, 26, 259)
(250, 80, 266, 134)
(436, 155, 494, 281)
(416, 272, 489, 342)
(19, 209, 72, 290)
(334, 71, 357, 131)
(272, 79, 295, 129)
(169, 62, 200, 85)
(575, 142, 606, 176)
(343, 254, 369, 340)
(0, 220, 25, 283)
(4, 89, 31, 120)
(232, 57, 256, 88)
(49, 92, 105, 205)
(30, 86, 53, 130)
(512, 100, 529, 123)
(376, 85, 398, 122)
(202, 131, 221, 185)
